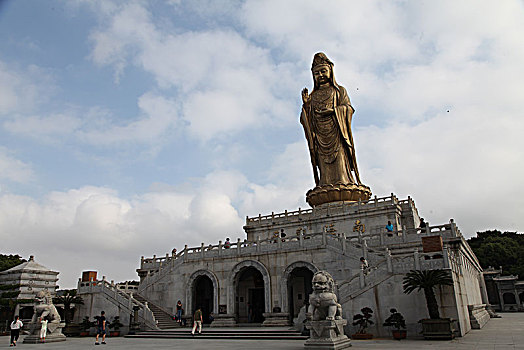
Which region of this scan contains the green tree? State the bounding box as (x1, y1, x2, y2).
(403, 269, 453, 319)
(0, 254, 25, 272)
(467, 230, 524, 279)
(53, 289, 84, 324)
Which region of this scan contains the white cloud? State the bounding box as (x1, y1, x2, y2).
(87, 2, 296, 141)
(0, 62, 53, 116)
(0, 147, 34, 184)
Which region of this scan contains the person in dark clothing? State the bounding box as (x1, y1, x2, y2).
(176, 300, 183, 323)
(419, 218, 427, 233)
(95, 311, 106, 345)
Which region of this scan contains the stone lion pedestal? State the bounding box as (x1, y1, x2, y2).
(305, 319, 351, 350)
(23, 322, 67, 343)
(23, 290, 66, 343)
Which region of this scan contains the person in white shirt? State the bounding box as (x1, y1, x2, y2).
(10, 315, 23, 347)
(39, 317, 48, 343)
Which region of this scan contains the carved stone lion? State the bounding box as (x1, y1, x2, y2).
(307, 271, 342, 321)
(30, 290, 62, 334)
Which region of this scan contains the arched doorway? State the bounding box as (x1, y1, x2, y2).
(193, 275, 214, 324)
(503, 292, 516, 304)
(287, 267, 314, 321)
(236, 267, 265, 323)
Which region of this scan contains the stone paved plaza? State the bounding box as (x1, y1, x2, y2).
(2, 313, 524, 349)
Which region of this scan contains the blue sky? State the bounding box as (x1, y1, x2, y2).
(0, 0, 523, 288)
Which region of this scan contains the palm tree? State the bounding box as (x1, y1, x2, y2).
(53, 289, 84, 324)
(402, 269, 453, 319)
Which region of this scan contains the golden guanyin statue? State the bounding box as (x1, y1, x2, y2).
(300, 52, 371, 206)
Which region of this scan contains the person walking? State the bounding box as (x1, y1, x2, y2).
(39, 317, 48, 343)
(191, 307, 203, 335)
(10, 315, 23, 347)
(176, 300, 183, 323)
(95, 311, 107, 345)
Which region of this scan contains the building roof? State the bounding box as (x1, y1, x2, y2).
(0, 256, 58, 275)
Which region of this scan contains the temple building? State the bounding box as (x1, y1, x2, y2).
(0, 256, 59, 319)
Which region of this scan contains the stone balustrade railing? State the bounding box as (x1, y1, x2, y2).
(140, 219, 460, 272)
(78, 278, 157, 330)
(245, 193, 401, 224)
(338, 247, 449, 304)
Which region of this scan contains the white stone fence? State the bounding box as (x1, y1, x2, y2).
(245, 193, 402, 225)
(77, 278, 157, 330)
(138, 220, 458, 296)
(337, 247, 448, 303)
(140, 219, 460, 271)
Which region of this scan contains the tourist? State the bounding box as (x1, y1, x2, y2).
(10, 315, 23, 347)
(208, 312, 214, 324)
(419, 218, 427, 233)
(224, 238, 231, 249)
(95, 310, 107, 345)
(386, 221, 394, 236)
(176, 300, 183, 323)
(39, 317, 48, 343)
(172, 248, 177, 256)
(191, 307, 203, 335)
(360, 257, 369, 271)
(280, 229, 287, 242)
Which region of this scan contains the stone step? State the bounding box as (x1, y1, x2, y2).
(132, 294, 178, 329)
(125, 328, 307, 340)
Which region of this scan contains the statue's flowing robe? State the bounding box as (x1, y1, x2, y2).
(300, 84, 361, 187)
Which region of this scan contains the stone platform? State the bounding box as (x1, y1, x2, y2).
(11, 313, 524, 349)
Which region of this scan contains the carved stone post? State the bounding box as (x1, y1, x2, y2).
(386, 248, 393, 273)
(362, 240, 368, 260)
(442, 245, 450, 268)
(414, 249, 420, 270)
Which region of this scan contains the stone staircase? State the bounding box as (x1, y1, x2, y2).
(125, 327, 307, 340)
(133, 294, 178, 329)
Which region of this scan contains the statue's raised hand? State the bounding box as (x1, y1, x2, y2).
(302, 88, 310, 104)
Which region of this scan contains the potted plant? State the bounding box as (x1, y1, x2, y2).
(80, 316, 94, 336)
(108, 316, 124, 337)
(351, 307, 374, 339)
(383, 308, 406, 340)
(403, 269, 454, 340)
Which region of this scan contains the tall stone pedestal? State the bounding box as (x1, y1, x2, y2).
(305, 319, 351, 349)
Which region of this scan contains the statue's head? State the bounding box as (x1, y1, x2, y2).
(35, 290, 51, 304)
(311, 52, 334, 89)
(312, 271, 335, 292)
